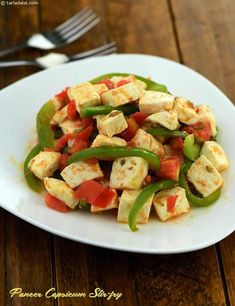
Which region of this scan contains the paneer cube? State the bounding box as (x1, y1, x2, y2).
(117, 190, 153, 223)
(68, 82, 100, 112)
(101, 81, 140, 107)
(139, 91, 174, 114)
(93, 83, 109, 95)
(91, 134, 127, 147)
(187, 155, 223, 197)
(153, 186, 190, 221)
(110, 75, 147, 92)
(61, 161, 103, 188)
(44, 177, 78, 208)
(91, 190, 118, 213)
(200, 141, 228, 171)
(110, 157, 148, 190)
(147, 110, 179, 130)
(59, 119, 83, 134)
(28, 151, 61, 179)
(129, 129, 165, 158)
(173, 97, 199, 125)
(51, 105, 68, 124)
(197, 104, 217, 136)
(96, 111, 128, 137)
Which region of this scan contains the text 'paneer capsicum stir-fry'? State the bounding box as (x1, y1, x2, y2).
(24, 73, 229, 231)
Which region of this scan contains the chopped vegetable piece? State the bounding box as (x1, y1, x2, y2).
(183, 121, 212, 142)
(44, 193, 70, 212)
(82, 117, 94, 128)
(67, 146, 160, 171)
(169, 137, 184, 151)
(55, 87, 70, 103)
(156, 158, 181, 180)
(67, 100, 78, 120)
(146, 127, 188, 138)
(117, 79, 131, 87)
(24, 144, 42, 192)
(76, 125, 93, 141)
(93, 189, 116, 208)
(55, 133, 72, 152)
(59, 154, 69, 171)
(183, 134, 201, 161)
(167, 195, 178, 212)
(98, 79, 114, 89)
(80, 104, 139, 118)
(118, 118, 139, 141)
(69, 139, 87, 154)
(128, 180, 177, 231)
(36, 100, 56, 148)
(131, 112, 148, 126)
(179, 162, 221, 206)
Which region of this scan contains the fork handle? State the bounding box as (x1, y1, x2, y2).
(0, 41, 28, 58)
(0, 60, 38, 68)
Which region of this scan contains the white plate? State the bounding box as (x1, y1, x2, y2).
(0, 54, 234, 254)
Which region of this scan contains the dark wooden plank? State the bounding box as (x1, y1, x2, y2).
(171, 0, 235, 305)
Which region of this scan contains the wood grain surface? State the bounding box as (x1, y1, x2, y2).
(0, 0, 234, 305)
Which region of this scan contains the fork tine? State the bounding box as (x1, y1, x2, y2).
(62, 16, 100, 44)
(54, 8, 93, 32)
(70, 43, 117, 60)
(55, 9, 96, 35)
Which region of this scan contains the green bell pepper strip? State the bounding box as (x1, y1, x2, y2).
(179, 162, 221, 207)
(67, 146, 160, 171)
(128, 180, 177, 231)
(183, 134, 201, 161)
(24, 144, 42, 192)
(90, 72, 168, 93)
(146, 127, 188, 138)
(36, 100, 56, 148)
(80, 104, 139, 118)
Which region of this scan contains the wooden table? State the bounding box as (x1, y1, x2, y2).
(0, 1, 234, 305)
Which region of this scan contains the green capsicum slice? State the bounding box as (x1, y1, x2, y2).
(90, 72, 168, 93)
(24, 144, 42, 192)
(179, 162, 221, 206)
(67, 146, 160, 171)
(36, 100, 56, 148)
(128, 180, 177, 231)
(80, 104, 139, 118)
(146, 127, 188, 138)
(183, 134, 201, 161)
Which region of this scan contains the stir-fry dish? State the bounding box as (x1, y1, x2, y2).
(24, 73, 229, 231)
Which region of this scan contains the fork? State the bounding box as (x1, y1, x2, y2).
(0, 42, 117, 69)
(0, 8, 100, 58)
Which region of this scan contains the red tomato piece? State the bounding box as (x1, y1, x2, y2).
(59, 154, 69, 171)
(55, 133, 72, 152)
(69, 139, 87, 154)
(44, 193, 70, 212)
(183, 121, 212, 142)
(169, 137, 184, 151)
(167, 195, 178, 212)
(117, 79, 131, 87)
(118, 118, 139, 141)
(76, 125, 93, 142)
(131, 112, 148, 126)
(93, 189, 116, 208)
(55, 87, 70, 103)
(156, 158, 180, 180)
(74, 180, 106, 203)
(82, 117, 94, 128)
(98, 79, 114, 90)
(67, 100, 78, 120)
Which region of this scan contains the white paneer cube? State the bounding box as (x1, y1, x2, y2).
(59, 119, 83, 135)
(28, 151, 61, 180)
(147, 110, 179, 130)
(96, 111, 128, 137)
(110, 157, 148, 190)
(110, 75, 147, 92)
(91, 134, 127, 147)
(101, 82, 140, 107)
(51, 105, 68, 124)
(139, 91, 174, 114)
(187, 155, 223, 197)
(200, 141, 228, 172)
(117, 190, 153, 223)
(93, 83, 109, 95)
(61, 161, 103, 188)
(129, 129, 165, 158)
(173, 97, 199, 125)
(52, 96, 66, 111)
(44, 177, 78, 208)
(68, 82, 100, 112)
(197, 104, 217, 136)
(153, 186, 190, 221)
(91, 190, 118, 213)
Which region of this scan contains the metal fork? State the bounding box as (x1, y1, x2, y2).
(0, 42, 117, 69)
(0, 8, 100, 58)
